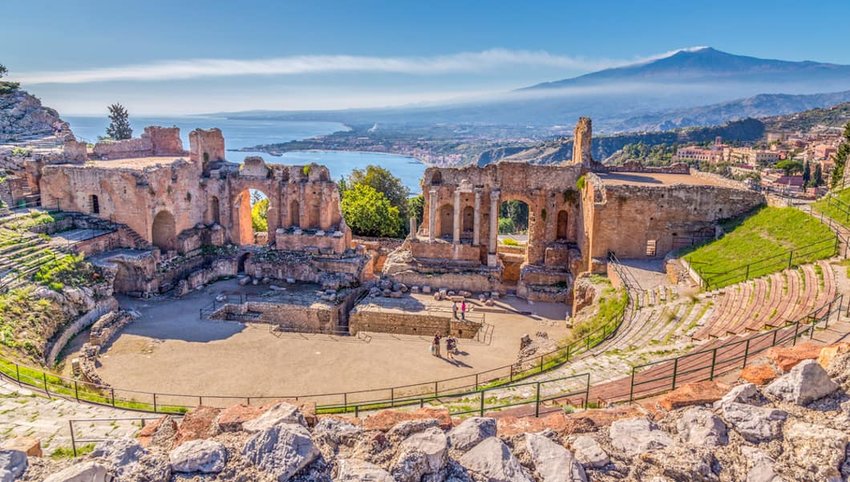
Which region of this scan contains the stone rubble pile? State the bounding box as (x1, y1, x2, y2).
(6, 342, 850, 481)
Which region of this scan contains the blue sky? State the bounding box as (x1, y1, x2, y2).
(4, 0, 849, 115)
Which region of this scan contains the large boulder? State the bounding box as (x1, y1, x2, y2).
(242, 423, 320, 481)
(137, 415, 178, 449)
(0, 449, 27, 482)
(387, 418, 440, 441)
(364, 408, 452, 431)
(458, 437, 534, 482)
(242, 402, 307, 432)
(335, 458, 395, 481)
(391, 427, 448, 482)
(217, 404, 265, 432)
(89, 438, 145, 477)
(169, 439, 228, 474)
(570, 435, 609, 469)
(766, 342, 822, 372)
(764, 359, 839, 405)
(719, 402, 787, 443)
(42, 462, 109, 482)
(313, 417, 363, 449)
(448, 417, 497, 452)
(525, 432, 587, 482)
(676, 407, 728, 447)
(714, 383, 760, 409)
(608, 418, 672, 456)
(784, 421, 848, 481)
(741, 447, 783, 482)
(657, 380, 728, 410)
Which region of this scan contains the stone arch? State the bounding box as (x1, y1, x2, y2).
(209, 196, 221, 224)
(439, 204, 453, 238)
(290, 199, 300, 228)
(431, 172, 442, 185)
(151, 210, 177, 252)
(556, 210, 568, 240)
(462, 205, 474, 233)
(234, 188, 271, 246)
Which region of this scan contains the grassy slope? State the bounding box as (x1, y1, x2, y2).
(812, 188, 850, 228)
(683, 207, 836, 288)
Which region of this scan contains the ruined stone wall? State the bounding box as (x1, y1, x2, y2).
(92, 126, 185, 160)
(40, 158, 208, 252)
(605, 161, 690, 174)
(215, 300, 340, 332)
(583, 175, 765, 263)
(572, 117, 592, 167)
(348, 308, 480, 338)
(418, 162, 582, 267)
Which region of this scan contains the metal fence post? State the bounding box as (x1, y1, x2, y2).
(74, 380, 79, 401)
(42, 372, 48, 396)
(788, 251, 793, 269)
(479, 391, 485, 416)
(628, 367, 636, 403)
(584, 373, 591, 409)
(792, 321, 800, 346)
(742, 339, 750, 368)
(111, 388, 116, 407)
(69, 421, 77, 457)
(534, 382, 541, 418)
(15, 364, 20, 385)
(709, 348, 718, 380)
(153, 393, 158, 413)
(671, 358, 679, 390)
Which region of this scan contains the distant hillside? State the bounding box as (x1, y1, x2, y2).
(609, 90, 850, 132)
(480, 118, 765, 165)
(763, 102, 850, 132)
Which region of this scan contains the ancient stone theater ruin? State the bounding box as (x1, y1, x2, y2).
(28, 118, 766, 317)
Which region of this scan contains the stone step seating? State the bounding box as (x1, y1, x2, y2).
(633, 285, 678, 309)
(691, 261, 836, 341)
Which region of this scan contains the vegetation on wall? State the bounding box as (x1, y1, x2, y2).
(0, 287, 66, 360)
(34, 253, 100, 291)
(0, 63, 20, 94)
(567, 276, 628, 344)
(498, 200, 528, 234)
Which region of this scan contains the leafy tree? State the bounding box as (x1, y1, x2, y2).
(251, 198, 269, 233)
(340, 184, 402, 237)
(498, 217, 515, 234)
(830, 122, 850, 189)
(802, 161, 811, 188)
(345, 165, 409, 215)
(105, 103, 133, 140)
(0, 63, 19, 94)
(407, 194, 424, 222)
(0, 64, 6, 78)
(499, 200, 528, 233)
(775, 159, 804, 176)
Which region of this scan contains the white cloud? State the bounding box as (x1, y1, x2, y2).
(12, 48, 702, 84)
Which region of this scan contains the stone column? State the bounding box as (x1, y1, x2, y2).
(409, 217, 417, 240)
(488, 189, 500, 266)
(428, 189, 438, 242)
(452, 190, 461, 245)
(473, 189, 481, 246)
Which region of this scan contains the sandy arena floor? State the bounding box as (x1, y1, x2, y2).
(88, 279, 568, 404)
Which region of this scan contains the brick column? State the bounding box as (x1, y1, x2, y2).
(473, 189, 481, 246)
(452, 190, 461, 245)
(488, 189, 500, 266)
(428, 189, 437, 242)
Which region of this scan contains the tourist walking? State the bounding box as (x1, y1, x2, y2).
(460, 300, 467, 320)
(432, 333, 442, 357)
(446, 336, 457, 360)
(452, 301, 458, 319)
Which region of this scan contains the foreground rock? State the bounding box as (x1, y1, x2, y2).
(0, 450, 27, 482)
(169, 439, 228, 474)
(242, 423, 320, 481)
(459, 437, 533, 482)
(391, 427, 448, 482)
(719, 402, 787, 443)
(608, 418, 672, 456)
(42, 461, 109, 482)
(447, 417, 497, 452)
(336, 458, 394, 481)
(764, 359, 839, 405)
(525, 432, 587, 482)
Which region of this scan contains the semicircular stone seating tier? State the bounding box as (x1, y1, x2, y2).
(470, 260, 838, 410)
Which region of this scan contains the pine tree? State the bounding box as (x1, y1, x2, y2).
(802, 160, 811, 188)
(830, 122, 850, 189)
(105, 103, 133, 140)
(814, 163, 823, 187)
(0, 64, 7, 79)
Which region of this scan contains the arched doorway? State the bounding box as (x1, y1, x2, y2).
(556, 210, 568, 240)
(497, 199, 529, 285)
(238, 252, 250, 273)
(236, 189, 270, 245)
(152, 210, 176, 252)
(439, 204, 453, 238)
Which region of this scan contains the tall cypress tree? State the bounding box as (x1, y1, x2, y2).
(105, 103, 133, 140)
(830, 122, 850, 189)
(802, 160, 811, 188)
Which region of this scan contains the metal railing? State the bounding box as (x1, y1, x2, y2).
(625, 293, 844, 403)
(0, 292, 626, 416)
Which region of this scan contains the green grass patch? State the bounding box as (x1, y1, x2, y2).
(499, 237, 522, 247)
(51, 444, 94, 459)
(683, 207, 836, 289)
(812, 188, 850, 228)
